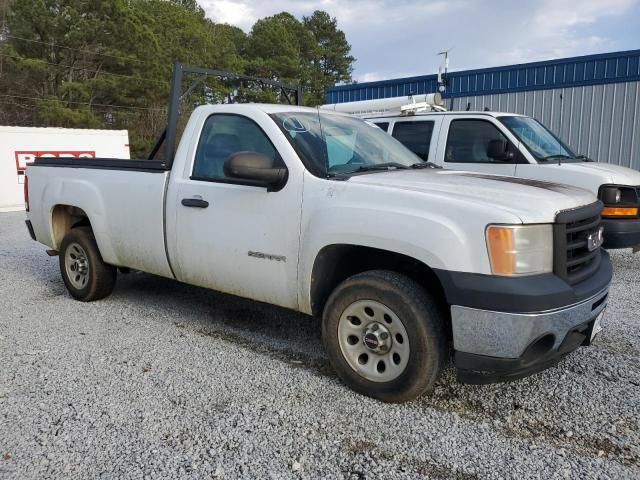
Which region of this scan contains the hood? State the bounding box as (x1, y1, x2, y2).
(521, 162, 640, 192)
(348, 169, 597, 223)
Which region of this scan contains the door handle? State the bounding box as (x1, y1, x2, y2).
(181, 198, 209, 208)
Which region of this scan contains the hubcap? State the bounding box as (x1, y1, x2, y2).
(65, 242, 90, 290)
(337, 299, 410, 383)
(363, 322, 392, 353)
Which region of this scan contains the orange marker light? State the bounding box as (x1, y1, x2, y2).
(486, 226, 515, 275)
(601, 207, 638, 217)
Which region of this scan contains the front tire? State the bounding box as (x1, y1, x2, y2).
(59, 227, 116, 301)
(322, 270, 447, 402)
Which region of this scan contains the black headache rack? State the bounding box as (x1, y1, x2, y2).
(31, 63, 302, 171)
(148, 63, 303, 169)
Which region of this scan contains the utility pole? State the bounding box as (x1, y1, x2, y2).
(437, 48, 452, 95)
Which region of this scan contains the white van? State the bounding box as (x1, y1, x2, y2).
(322, 97, 640, 250)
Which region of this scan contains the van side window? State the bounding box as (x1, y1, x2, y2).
(193, 114, 281, 182)
(445, 119, 512, 163)
(373, 122, 389, 132)
(391, 121, 434, 161)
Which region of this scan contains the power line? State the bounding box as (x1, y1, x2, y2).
(0, 94, 166, 112)
(3, 34, 145, 64)
(0, 52, 167, 85)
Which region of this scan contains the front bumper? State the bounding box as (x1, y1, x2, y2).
(452, 287, 608, 383)
(602, 217, 640, 249)
(434, 249, 612, 384)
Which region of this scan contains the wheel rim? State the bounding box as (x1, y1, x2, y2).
(64, 242, 90, 290)
(337, 299, 410, 383)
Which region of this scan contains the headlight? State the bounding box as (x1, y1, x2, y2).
(486, 224, 553, 276)
(599, 185, 639, 218)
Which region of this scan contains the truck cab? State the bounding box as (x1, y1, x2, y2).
(323, 98, 640, 250)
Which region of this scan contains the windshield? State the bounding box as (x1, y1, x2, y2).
(270, 111, 422, 177)
(499, 116, 577, 162)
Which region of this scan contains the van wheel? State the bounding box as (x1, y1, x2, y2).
(59, 227, 116, 302)
(322, 270, 447, 402)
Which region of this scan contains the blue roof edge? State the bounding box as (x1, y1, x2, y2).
(326, 48, 640, 94)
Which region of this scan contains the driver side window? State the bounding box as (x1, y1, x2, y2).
(445, 119, 513, 164)
(193, 114, 280, 182)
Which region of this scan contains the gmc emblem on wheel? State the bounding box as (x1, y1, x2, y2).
(587, 227, 604, 252)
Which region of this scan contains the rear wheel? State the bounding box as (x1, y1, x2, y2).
(322, 270, 447, 402)
(59, 227, 116, 301)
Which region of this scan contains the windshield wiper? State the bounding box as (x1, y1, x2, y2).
(575, 154, 594, 162)
(540, 154, 572, 162)
(355, 163, 410, 173)
(411, 162, 442, 169)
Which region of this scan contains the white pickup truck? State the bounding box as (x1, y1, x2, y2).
(25, 96, 612, 402)
(322, 97, 640, 251)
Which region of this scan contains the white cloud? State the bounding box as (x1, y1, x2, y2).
(495, 0, 638, 64)
(198, 0, 258, 30)
(357, 72, 383, 82)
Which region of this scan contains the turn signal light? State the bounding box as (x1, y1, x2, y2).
(601, 206, 638, 217)
(486, 226, 515, 274)
(485, 224, 553, 276)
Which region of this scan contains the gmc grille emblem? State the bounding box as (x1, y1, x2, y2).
(587, 227, 604, 252)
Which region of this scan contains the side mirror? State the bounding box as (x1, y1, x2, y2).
(487, 139, 515, 161)
(224, 152, 287, 189)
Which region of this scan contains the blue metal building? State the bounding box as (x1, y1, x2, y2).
(326, 50, 640, 170)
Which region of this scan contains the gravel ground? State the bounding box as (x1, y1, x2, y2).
(0, 211, 638, 479)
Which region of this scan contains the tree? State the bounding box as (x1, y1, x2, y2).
(244, 10, 354, 105)
(303, 10, 354, 105)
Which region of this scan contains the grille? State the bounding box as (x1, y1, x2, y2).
(553, 202, 604, 285)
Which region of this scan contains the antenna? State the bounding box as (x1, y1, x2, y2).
(437, 48, 453, 94)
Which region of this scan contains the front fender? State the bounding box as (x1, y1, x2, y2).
(297, 204, 493, 315)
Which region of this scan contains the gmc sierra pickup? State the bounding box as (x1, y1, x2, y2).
(23, 68, 612, 402)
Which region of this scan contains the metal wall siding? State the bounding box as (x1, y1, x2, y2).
(450, 81, 640, 170)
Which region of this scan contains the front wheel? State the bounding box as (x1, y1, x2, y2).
(322, 270, 447, 402)
(59, 227, 116, 302)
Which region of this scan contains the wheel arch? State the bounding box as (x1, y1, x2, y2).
(309, 244, 449, 319)
(50, 204, 93, 249)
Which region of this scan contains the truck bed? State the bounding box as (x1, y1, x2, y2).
(26, 159, 173, 279)
(32, 157, 168, 172)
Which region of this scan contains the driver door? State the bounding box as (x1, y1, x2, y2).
(437, 117, 520, 176)
(166, 113, 302, 310)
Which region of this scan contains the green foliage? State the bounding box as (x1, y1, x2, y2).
(38, 97, 102, 128)
(303, 10, 354, 105)
(0, 0, 355, 156)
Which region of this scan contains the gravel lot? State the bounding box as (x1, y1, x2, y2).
(0, 210, 639, 479)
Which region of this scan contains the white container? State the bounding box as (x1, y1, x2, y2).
(0, 126, 130, 212)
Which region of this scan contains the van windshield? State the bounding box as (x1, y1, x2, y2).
(499, 116, 579, 162)
(270, 111, 422, 177)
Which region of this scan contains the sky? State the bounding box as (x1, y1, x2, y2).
(197, 0, 640, 83)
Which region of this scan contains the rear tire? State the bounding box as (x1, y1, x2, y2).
(322, 270, 447, 402)
(59, 227, 116, 301)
